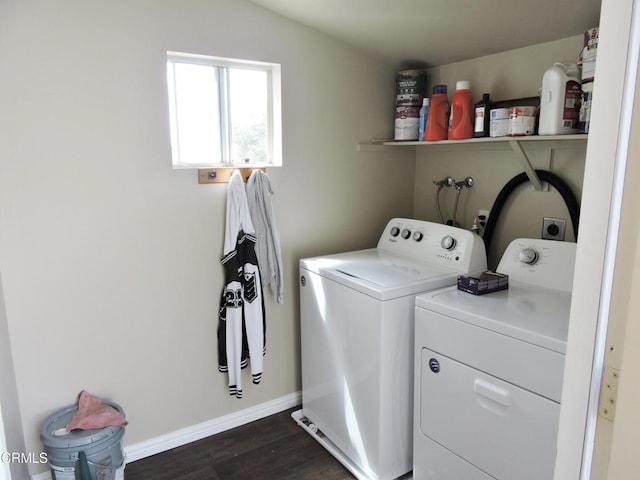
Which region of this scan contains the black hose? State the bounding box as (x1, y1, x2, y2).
(483, 170, 580, 255)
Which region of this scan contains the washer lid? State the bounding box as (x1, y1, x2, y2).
(334, 260, 431, 287)
(300, 249, 460, 300)
(415, 281, 571, 353)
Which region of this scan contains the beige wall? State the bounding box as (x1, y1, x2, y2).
(413, 36, 587, 267)
(0, 0, 415, 475)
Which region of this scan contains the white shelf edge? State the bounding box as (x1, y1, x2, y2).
(381, 134, 588, 147)
(356, 142, 386, 152)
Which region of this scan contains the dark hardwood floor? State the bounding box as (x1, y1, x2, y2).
(124, 407, 355, 480)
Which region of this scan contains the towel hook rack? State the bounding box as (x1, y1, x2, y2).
(198, 167, 266, 184)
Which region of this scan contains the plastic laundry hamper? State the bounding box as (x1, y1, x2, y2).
(40, 403, 126, 480)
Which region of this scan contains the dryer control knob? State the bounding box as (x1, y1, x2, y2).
(440, 235, 456, 250)
(401, 228, 411, 239)
(519, 248, 539, 265)
(390, 226, 400, 237)
(413, 231, 424, 242)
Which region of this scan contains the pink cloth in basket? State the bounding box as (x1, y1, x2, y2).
(65, 390, 128, 431)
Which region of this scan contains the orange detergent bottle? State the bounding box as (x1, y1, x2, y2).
(424, 85, 449, 141)
(448, 81, 474, 140)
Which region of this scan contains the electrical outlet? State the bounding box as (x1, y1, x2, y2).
(475, 210, 489, 236)
(542, 217, 566, 241)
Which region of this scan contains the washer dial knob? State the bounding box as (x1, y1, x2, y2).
(440, 235, 456, 250)
(413, 231, 424, 242)
(519, 248, 539, 265)
(401, 228, 412, 239)
(390, 226, 400, 237)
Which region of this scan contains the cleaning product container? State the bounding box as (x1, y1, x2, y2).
(538, 62, 582, 135)
(580, 28, 599, 84)
(418, 97, 430, 141)
(448, 81, 474, 140)
(579, 28, 598, 133)
(489, 108, 510, 137)
(395, 69, 428, 106)
(474, 93, 495, 138)
(425, 85, 449, 141)
(579, 81, 594, 133)
(41, 403, 126, 480)
(508, 106, 537, 136)
(394, 105, 420, 140)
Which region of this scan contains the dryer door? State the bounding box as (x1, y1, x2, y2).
(418, 348, 560, 480)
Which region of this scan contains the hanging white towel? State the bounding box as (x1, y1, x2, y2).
(246, 170, 284, 304)
(224, 170, 255, 254)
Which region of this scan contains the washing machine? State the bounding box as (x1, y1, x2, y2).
(292, 218, 487, 480)
(413, 238, 577, 480)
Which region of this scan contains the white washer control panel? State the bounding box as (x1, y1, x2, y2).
(377, 218, 487, 273)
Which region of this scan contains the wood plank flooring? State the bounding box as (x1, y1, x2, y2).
(124, 407, 355, 480)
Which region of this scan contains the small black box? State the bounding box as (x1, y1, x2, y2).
(457, 271, 509, 295)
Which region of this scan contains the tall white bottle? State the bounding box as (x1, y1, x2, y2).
(538, 62, 582, 135)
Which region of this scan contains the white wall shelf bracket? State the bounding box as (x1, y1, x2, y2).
(508, 139, 544, 191)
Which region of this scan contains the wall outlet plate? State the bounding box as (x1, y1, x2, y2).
(542, 217, 566, 241)
(476, 210, 489, 237)
(478, 210, 490, 223)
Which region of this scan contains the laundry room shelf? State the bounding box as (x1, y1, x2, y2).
(359, 134, 588, 191)
(380, 134, 587, 148)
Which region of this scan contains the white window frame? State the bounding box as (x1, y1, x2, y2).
(166, 51, 282, 168)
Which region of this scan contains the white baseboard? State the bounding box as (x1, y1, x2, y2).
(31, 391, 301, 480)
(124, 391, 301, 463)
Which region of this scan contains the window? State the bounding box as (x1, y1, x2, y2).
(166, 52, 282, 168)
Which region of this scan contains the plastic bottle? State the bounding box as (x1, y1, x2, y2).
(418, 98, 430, 141)
(538, 62, 582, 135)
(473, 93, 495, 138)
(424, 85, 449, 141)
(579, 81, 594, 133)
(448, 81, 474, 140)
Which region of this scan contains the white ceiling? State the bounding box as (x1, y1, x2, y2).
(248, 0, 602, 68)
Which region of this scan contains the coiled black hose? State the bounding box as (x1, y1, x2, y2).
(483, 170, 580, 255)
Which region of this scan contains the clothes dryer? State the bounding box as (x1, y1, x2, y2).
(413, 238, 577, 480)
(293, 218, 487, 480)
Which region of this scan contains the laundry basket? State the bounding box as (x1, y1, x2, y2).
(40, 403, 125, 480)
